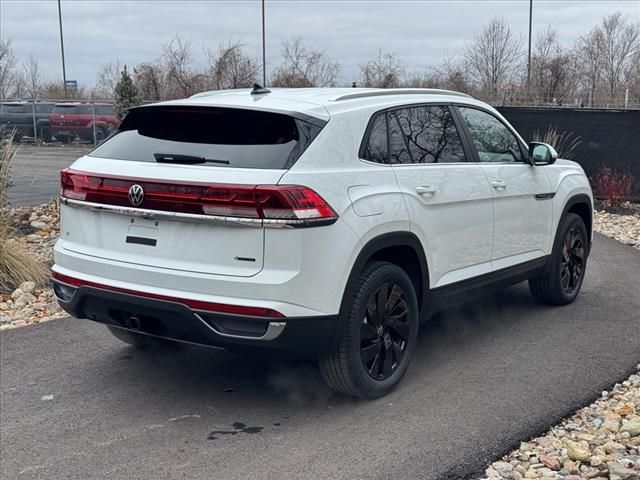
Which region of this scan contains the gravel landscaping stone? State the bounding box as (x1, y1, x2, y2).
(0, 201, 65, 331)
(594, 207, 640, 251)
(478, 364, 640, 480)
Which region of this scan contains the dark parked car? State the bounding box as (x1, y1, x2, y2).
(0, 101, 56, 141)
(49, 102, 119, 143)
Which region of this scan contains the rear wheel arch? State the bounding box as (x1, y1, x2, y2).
(330, 232, 429, 351)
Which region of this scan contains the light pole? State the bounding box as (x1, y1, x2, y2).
(261, 0, 266, 86)
(57, 0, 68, 98)
(526, 0, 533, 100)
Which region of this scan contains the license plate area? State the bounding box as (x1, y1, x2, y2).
(61, 204, 264, 277)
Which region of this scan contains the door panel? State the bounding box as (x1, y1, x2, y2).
(394, 165, 494, 287)
(480, 164, 553, 266)
(454, 106, 553, 268)
(360, 104, 496, 288)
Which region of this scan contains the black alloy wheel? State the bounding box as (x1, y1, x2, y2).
(529, 213, 589, 306)
(319, 261, 419, 398)
(360, 283, 410, 381)
(560, 226, 586, 294)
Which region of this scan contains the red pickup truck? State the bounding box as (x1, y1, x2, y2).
(49, 102, 119, 143)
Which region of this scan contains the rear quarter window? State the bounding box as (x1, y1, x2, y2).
(88, 106, 325, 169)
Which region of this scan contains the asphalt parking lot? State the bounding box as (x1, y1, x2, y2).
(1, 234, 639, 480)
(7, 145, 90, 207)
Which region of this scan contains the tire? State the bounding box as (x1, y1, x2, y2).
(529, 213, 589, 305)
(319, 261, 419, 398)
(39, 126, 52, 143)
(95, 126, 108, 144)
(106, 325, 173, 350)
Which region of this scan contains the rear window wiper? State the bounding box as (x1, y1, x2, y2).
(153, 153, 230, 165)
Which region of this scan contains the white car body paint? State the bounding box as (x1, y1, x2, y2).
(53, 88, 593, 320)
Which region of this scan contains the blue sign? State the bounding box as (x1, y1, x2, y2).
(65, 80, 78, 89)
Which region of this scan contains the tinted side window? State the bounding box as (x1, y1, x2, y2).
(458, 107, 524, 162)
(388, 111, 412, 164)
(363, 114, 388, 163)
(397, 106, 466, 163)
(390, 106, 466, 164)
(36, 104, 53, 113)
(97, 105, 115, 116)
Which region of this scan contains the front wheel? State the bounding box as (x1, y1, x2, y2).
(529, 213, 589, 305)
(319, 262, 419, 398)
(38, 126, 52, 143)
(94, 126, 108, 144)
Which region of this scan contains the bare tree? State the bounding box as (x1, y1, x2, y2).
(359, 50, 405, 88)
(134, 62, 165, 101)
(0, 39, 17, 100)
(22, 55, 43, 100)
(576, 27, 604, 106)
(271, 37, 340, 87)
(531, 26, 578, 103)
(162, 36, 196, 98)
(627, 51, 640, 104)
(402, 71, 440, 88)
(94, 61, 121, 99)
(41, 81, 87, 100)
(207, 41, 259, 89)
(599, 12, 640, 100)
(433, 55, 473, 93)
(464, 17, 523, 97)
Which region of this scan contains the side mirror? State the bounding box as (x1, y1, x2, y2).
(528, 142, 558, 166)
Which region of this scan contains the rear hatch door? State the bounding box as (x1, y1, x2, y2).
(60, 105, 325, 277)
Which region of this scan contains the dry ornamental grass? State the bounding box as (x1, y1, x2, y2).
(0, 135, 48, 293)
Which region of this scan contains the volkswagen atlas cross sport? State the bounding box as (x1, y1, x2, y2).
(52, 87, 593, 398)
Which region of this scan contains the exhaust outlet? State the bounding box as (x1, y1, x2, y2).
(127, 315, 142, 330)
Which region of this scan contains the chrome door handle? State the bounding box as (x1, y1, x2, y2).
(416, 186, 437, 196)
(491, 180, 507, 191)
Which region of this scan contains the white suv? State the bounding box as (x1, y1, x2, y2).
(52, 87, 593, 398)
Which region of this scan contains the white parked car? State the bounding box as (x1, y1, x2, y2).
(52, 87, 593, 398)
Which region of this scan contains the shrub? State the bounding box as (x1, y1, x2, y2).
(532, 126, 582, 160)
(0, 135, 48, 293)
(592, 166, 636, 206)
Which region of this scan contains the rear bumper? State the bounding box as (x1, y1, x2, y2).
(52, 279, 337, 357)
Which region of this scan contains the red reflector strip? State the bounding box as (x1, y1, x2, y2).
(51, 271, 285, 318)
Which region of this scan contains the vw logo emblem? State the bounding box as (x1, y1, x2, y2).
(128, 184, 145, 207)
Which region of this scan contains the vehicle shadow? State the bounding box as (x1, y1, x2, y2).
(91, 282, 541, 408)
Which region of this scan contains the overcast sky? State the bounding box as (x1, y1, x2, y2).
(2, 0, 639, 88)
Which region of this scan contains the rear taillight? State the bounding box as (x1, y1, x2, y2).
(60, 169, 338, 227)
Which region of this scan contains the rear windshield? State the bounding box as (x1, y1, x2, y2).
(88, 106, 326, 169)
(53, 105, 95, 115)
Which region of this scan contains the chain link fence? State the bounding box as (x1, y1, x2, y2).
(0, 98, 133, 146)
(2, 88, 638, 147)
(477, 87, 639, 110)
